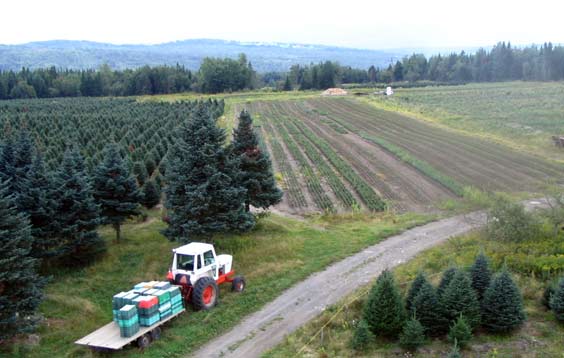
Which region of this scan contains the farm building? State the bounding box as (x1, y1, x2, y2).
(321, 88, 348, 96)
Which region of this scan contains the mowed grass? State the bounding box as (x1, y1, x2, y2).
(362, 81, 564, 162)
(265, 229, 564, 358)
(5, 209, 433, 358)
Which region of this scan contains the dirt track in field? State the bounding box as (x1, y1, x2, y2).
(191, 199, 547, 358)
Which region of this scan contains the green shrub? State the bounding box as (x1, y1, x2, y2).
(447, 315, 473, 348)
(440, 271, 481, 329)
(550, 277, 564, 322)
(363, 270, 407, 338)
(486, 197, 540, 242)
(399, 316, 426, 351)
(481, 269, 526, 333)
(350, 319, 374, 351)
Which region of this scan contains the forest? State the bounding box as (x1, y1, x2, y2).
(2, 42, 564, 99)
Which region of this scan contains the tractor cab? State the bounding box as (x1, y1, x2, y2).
(167, 242, 244, 311)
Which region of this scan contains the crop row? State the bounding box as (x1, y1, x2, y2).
(265, 115, 335, 212)
(280, 111, 386, 211)
(260, 120, 307, 208)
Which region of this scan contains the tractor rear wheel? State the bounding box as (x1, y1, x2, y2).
(192, 277, 219, 311)
(136, 333, 151, 348)
(231, 276, 246, 292)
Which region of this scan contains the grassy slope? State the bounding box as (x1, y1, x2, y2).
(5, 209, 432, 358)
(266, 229, 564, 358)
(358, 82, 564, 163)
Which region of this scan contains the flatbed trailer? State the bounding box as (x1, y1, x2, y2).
(75, 308, 185, 351)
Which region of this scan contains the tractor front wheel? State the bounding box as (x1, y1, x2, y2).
(136, 333, 151, 349)
(192, 277, 219, 311)
(231, 276, 246, 292)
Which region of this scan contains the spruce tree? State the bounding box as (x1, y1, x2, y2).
(0, 179, 46, 340)
(406, 271, 427, 313)
(92, 144, 142, 242)
(0, 138, 16, 191)
(363, 270, 407, 338)
(54, 148, 104, 266)
(447, 315, 472, 348)
(437, 267, 458, 298)
(470, 252, 492, 301)
(412, 280, 448, 336)
(481, 269, 526, 332)
(446, 341, 462, 358)
(164, 102, 255, 241)
(551, 277, 564, 322)
(18, 154, 60, 259)
(440, 270, 481, 329)
(542, 283, 556, 310)
(350, 319, 373, 351)
(399, 316, 426, 351)
(142, 180, 161, 209)
(283, 76, 292, 91)
(231, 110, 282, 212)
(133, 161, 148, 187)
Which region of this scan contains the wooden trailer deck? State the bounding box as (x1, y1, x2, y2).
(75, 309, 185, 350)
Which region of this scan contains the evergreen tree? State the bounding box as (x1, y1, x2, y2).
(412, 280, 448, 336)
(13, 130, 35, 192)
(446, 341, 462, 358)
(0, 138, 16, 191)
(481, 269, 526, 332)
(363, 270, 407, 338)
(542, 283, 556, 310)
(92, 144, 142, 242)
(282, 76, 292, 91)
(399, 316, 426, 351)
(133, 161, 148, 187)
(447, 315, 472, 348)
(440, 271, 481, 329)
(18, 154, 60, 259)
(551, 277, 564, 322)
(437, 267, 458, 298)
(231, 110, 282, 212)
(54, 148, 104, 266)
(405, 271, 427, 312)
(350, 319, 374, 351)
(470, 252, 492, 301)
(0, 179, 46, 340)
(141, 180, 161, 209)
(164, 102, 255, 241)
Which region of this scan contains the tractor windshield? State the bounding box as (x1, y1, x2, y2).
(177, 254, 194, 271)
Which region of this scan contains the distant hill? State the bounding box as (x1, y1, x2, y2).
(0, 39, 409, 72)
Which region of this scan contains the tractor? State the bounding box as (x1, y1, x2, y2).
(166, 242, 245, 310)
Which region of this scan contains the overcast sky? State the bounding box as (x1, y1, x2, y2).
(1, 0, 563, 49)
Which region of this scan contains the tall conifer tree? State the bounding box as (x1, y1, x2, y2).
(440, 271, 481, 329)
(481, 269, 526, 332)
(54, 148, 104, 266)
(164, 102, 254, 241)
(231, 110, 282, 212)
(92, 144, 141, 242)
(0, 179, 45, 340)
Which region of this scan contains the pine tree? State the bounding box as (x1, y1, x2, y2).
(406, 271, 427, 312)
(481, 269, 526, 332)
(412, 280, 448, 336)
(164, 102, 255, 241)
(470, 252, 492, 301)
(350, 319, 374, 351)
(133, 161, 148, 187)
(0, 138, 16, 191)
(447, 315, 473, 348)
(542, 283, 556, 310)
(0, 179, 46, 340)
(231, 110, 282, 212)
(399, 316, 426, 351)
(440, 270, 481, 329)
(446, 340, 462, 358)
(283, 76, 292, 91)
(17, 154, 60, 259)
(92, 144, 142, 242)
(363, 270, 407, 338)
(141, 180, 161, 209)
(54, 148, 104, 266)
(551, 277, 564, 322)
(437, 267, 458, 298)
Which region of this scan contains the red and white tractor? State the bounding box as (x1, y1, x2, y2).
(166, 242, 245, 310)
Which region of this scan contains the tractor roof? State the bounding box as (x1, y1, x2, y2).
(173, 242, 214, 255)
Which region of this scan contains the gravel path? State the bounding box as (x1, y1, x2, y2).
(192, 200, 545, 358)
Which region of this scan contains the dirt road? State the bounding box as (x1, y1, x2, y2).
(192, 200, 545, 358)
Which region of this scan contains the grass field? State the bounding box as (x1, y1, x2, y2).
(4, 210, 432, 358)
(362, 82, 564, 162)
(266, 228, 564, 358)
